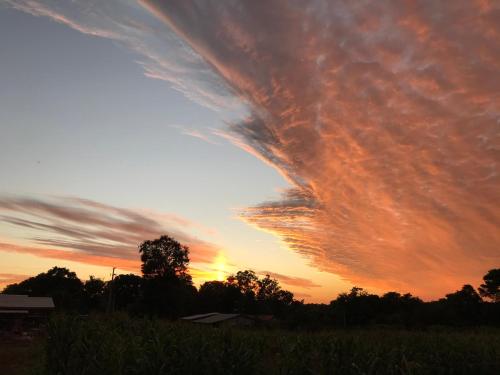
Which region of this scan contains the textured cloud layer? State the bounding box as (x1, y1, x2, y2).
(5, 0, 500, 298)
(0, 196, 218, 271)
(143, 0, 500, 297)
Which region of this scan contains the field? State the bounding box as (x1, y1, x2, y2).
(3, 315, 500, 375)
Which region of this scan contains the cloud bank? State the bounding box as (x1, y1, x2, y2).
(5, 0, 500, 298)
(143, 0, 500, 297)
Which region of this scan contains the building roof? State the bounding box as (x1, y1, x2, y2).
(193, 313, 241, 324)
(180, 312, 220, 321)
(0, 309, 29, 314)
(181, 312, 274, 325)
(0, 294, 55, 309)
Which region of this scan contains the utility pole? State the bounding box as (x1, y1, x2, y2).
(106, 267, 116, 314)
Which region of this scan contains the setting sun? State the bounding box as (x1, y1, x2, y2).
(214, 253, 227, 282)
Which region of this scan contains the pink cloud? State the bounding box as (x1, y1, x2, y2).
(0, 273, 31, 290)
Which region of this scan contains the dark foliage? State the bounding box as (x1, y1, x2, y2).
(2, 236, 499, 328)
(479, 268, 500, 302)
(139, 235, 191, 283)
(82, 276, 106, 312)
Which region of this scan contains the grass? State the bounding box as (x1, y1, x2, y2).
(17, 314, 500, 374)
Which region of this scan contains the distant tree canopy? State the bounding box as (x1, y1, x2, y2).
(83, 276, 106, 311)
(112, 274, 142, 311)
(197, 270, 296, 315)
(478, 268, 500, 302)
(198, 280, 241, 313)
(227, 270, 259, 295)
(1, 234, 498, 327)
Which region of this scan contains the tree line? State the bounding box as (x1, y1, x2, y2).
(3, 235, 499, 328)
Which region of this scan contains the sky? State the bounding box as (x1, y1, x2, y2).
(0, 0, 499, 302)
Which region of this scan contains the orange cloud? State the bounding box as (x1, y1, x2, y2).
(259, 271, 321, 289)
(0, 273, 31, 289)
(0, 242, 140, 272)
(143, 0, 500, 298)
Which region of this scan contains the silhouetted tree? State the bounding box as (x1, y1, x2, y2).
(112, 274, 143, 311)
(83, 276, 105, 311)
(378, 292, 423, 325)
(478, 268, 500, 302)
(443, 284, 482, 324)
(227, 270, 258, 295)
(330, 287, 380, 326)
(226, 270, 259, 313)
(198, 280, 241, 313)
(139, 235, 191, 284)
(257, 275, 281, 301)
(139, 235, 195, 317)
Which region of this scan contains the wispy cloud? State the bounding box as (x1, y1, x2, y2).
(0, 273, 30, 289)
(169, 124, 218, 145)
(0, 196, 219, 272)
(259, 271, 321, 289)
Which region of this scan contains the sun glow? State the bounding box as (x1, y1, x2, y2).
(214, 252, 227, 281)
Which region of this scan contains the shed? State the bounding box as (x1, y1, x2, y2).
(0, 294, 54, 310)
(0, 294, 54, 332)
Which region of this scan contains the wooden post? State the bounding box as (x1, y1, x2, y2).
(106, 267, 116, 314)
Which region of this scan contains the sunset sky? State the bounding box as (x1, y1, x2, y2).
(0, 0, 499, 302)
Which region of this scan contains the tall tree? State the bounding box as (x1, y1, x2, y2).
(478, 269, 500, 302)
(139, 235, 195, 317)
(139, 235, 191, 283)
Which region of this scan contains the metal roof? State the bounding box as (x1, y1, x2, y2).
(0, 294, 55, 309)
(192, 313, 241, 324)
(181, 312, 220, 321)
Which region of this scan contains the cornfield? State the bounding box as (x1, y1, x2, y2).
(37, 315, 500, 375)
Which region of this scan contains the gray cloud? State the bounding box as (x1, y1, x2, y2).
(0, 196, 219, 267)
